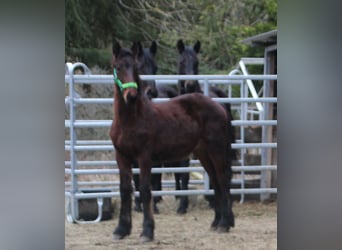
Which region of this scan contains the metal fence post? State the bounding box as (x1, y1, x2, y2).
(66, 63, 79, 222)
(261, 54, 271, 201)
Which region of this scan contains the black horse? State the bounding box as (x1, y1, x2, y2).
(176, 39, 237, 207)
(130, 41, 162, 214)
(132, 41, 190, 214)
(132, 41, 159, 99)
(176, 39, 237, 156)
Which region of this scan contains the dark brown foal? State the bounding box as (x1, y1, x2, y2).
(110, 41, 234, 242)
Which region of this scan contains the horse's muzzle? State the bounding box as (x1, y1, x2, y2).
(123, 88, 138, 104)
(184, 80, 200, 93)
(146, 87, 158, 99)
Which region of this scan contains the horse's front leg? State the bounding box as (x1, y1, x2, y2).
(138, 157, 154, 242)
(113, 152, 133, 240)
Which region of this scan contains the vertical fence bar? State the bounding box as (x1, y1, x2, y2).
(228, 82, 232, 98)
(203, 78, 209, 96)
(66, 63, 79, 222)
(239, 80, 246, 203)
(260, 53, 271, 201)
(203, 78, 210, 193)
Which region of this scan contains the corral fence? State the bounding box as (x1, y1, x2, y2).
(65, 58, 277, 224)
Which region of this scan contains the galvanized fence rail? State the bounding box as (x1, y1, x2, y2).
(65, 62, 277, 223)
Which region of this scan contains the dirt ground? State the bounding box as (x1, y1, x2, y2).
(65, 196, 277, 250)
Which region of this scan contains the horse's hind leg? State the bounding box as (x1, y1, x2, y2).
(208, 149, 235, 231)
(194, 147, 222, 229)
(178, 159, 190, 214)
(113, 153, 133, 240)
(196, 145, 234, 232)
(174, 172, 181, 199)
(166, 160, 190, 214)
(177, 171, 189, 214)
(204, 182, 215, 209)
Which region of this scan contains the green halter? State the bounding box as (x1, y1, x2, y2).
(113, 68, 138, 92)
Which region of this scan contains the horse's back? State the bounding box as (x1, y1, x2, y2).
(166, 93, 229, 146)
(151, 92, 228, 139)
(172, 93, 227, 120)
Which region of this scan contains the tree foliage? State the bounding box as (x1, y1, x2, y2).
(65, 0, 277, 73)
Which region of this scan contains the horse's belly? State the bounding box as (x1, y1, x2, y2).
(152, 149, 192, 162)
(151, 134, 199, 162)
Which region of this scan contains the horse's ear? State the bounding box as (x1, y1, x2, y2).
(112, 40, 121, 57)
(150, 41, 157, 56)
(194, 40, 201, 54)
(177, 39, 185, 54)
(131, 41, 143, 58)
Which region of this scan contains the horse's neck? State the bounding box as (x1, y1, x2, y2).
(195, 82, 202, 93)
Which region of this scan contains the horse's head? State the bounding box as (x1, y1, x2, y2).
(177, 39, 201, 94)
(132, 41, 158, 99)
(112, 41, 140, 104)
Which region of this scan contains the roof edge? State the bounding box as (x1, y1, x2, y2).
(241, 29, 277, 47)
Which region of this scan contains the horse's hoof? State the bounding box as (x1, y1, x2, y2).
(140, 235, 153, 243)
(113, 234, 125, 241)
(229, 215, 235, 227)
(134, 205, 143, 212)
(216, 226, 229, 233)
(176, 207, 187, 214)
(153, 207, 160, 214)
(210, 225, 217, 231)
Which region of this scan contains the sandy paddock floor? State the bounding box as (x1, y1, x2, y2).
(65, 196, 277, 250)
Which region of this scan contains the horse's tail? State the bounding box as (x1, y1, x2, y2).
(225, 117, 234, 182)
(210, 86, 238, 161)
(226, 105, 238, 161)
(227, 107, 238, 161)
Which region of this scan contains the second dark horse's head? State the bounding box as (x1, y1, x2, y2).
(132, 41, 158, 99)
(177, 39, 201, 94)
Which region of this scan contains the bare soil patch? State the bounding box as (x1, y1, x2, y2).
(65, 196, 277, 250)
